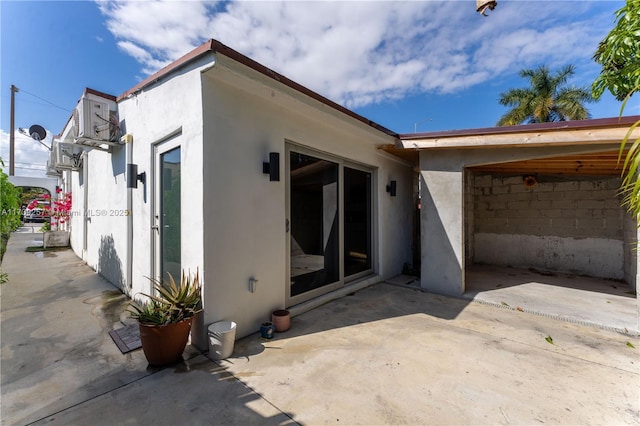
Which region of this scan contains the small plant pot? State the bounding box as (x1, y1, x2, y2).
(260, 322, 275, 339)
(271, 309, 291, 332)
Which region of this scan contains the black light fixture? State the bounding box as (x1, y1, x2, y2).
(127, 163, 146, 188)
(263, 152, 280, 182)
(386, 180, 397, 197)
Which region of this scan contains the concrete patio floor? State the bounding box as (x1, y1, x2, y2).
(465, 264, 640, 334)
(1, 229, 639, 425)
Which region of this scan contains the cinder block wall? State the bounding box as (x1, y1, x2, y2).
(623, 209, 638, 288)
(471, 174, 633, 282)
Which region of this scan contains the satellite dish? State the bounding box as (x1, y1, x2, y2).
(28, 124, 47, 141)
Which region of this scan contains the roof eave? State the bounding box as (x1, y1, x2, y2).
(116, 39, 398, 139)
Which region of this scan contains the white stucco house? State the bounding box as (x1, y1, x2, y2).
(50, 39, 640, 346)
(51, 40, 414, 346)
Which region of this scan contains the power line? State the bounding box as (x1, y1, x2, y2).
(3, 165, 46, 171)
(15, 88, 72, 113)
(13, 161, 47, 168)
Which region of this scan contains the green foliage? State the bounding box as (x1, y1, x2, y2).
(617, 119, 640, 221)
(593, 1, 640, 225)
(497, 65, 595, 126)
(1, 160, 22, 262)
(128, 269, 202, 326)
(1, 165, 22, 236)
(39, 222, 51, 232)
(592, 0, 640, 102)
(19, 187, 48, 207)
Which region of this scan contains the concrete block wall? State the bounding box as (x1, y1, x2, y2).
(474, 175, 624, 239)
(623, 208, 638, 290)
(471, 173, 632, 281)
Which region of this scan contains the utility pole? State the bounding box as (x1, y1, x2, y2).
(9, 84, 19, 176)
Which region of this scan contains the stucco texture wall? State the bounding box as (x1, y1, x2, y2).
(201, 60, 413, 340)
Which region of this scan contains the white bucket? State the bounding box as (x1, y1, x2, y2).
(208, 321, 237, 360)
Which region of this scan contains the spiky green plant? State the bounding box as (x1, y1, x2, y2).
(128, 269, 202, 325)
(592, 1, 640, 224)
(618, 116, 640, 222)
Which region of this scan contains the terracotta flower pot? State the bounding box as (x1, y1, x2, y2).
(272, 309, 291, 332)
(138, 318, 193, 366)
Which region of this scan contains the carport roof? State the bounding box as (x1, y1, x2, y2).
(399, 115, 640, 149)
(381, 116, 640, 175)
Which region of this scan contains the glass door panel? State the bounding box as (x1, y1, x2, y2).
(160, 146, 181, 282)
(289, 152, 339, 296)
(344, 167, 372, 277)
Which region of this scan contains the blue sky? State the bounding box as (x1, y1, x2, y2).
(1, 0, 637, 177)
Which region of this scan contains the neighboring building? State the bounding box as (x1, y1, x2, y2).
(51, 40, 414, 346)
(49, 39, 640, 346)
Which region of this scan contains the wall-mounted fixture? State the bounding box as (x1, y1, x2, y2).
(249, 277, 259, 293)
(263, 152, 280, 181)
(523, 175, 537, 188)
(127, 163, 146, 188)
(386, 180, 397, 197)
(120, 133, 133, 144)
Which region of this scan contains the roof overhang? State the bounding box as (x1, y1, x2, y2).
(118, 39, 398, 140)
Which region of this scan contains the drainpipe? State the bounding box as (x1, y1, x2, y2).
(126, 136, 133, 293)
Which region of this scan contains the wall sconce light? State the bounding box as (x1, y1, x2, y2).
(249, 277, 259, 293)
(386, 180, 397, 196)
(263, 152, 280, 182)
(127, 163, 146, 188)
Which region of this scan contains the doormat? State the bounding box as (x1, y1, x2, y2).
(109, 324, 142, 354)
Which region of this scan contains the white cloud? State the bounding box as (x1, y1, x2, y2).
(96, 0, 616, 108)
(1, 129, 52, 178)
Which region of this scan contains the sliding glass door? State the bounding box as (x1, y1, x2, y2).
(289, 152, 340, 297)
(344, 167, 372, 277)
(287, 146, 373, 304)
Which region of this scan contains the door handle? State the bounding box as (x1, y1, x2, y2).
(285, 218, 289, 233)
(151, 225, 159, 230)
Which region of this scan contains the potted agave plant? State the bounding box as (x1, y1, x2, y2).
(128, 270, 202, 366)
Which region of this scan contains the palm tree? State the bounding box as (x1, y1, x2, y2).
(497, 65, 595, 126)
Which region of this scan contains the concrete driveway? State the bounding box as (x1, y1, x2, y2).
(1, 230, 638, 425)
